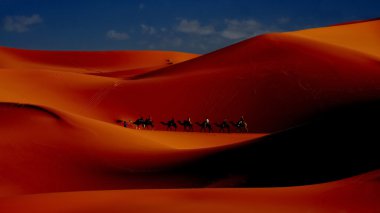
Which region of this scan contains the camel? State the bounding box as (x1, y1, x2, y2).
(196, 121, 213, 133)
(161, 120, 177, 131)
(143, 118, 154, 130)
(166, 59, 173, 65)
(230, 120, 248, 133)
(116, 119, 134, 128)
(133, 118, 146, 129)
(178, 120, 193, 131)
(214, 122, 230, 133)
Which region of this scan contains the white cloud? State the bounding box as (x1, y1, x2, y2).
(3, 14, 43, 33)
(177, 19, 215, 35)
(106, 30, 130, 40)
(141, 24, 156, 35)
(221, 19, 265, 40)
(136, 17, 288, 53)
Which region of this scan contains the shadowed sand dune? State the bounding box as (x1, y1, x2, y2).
(0, 170, 379, 213)
(127, 19, 380, 132)
(1, 18, 380, 212)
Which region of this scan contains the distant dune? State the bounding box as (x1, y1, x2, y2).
(0, 47, 199, 75)
(0, 19, 380, 212)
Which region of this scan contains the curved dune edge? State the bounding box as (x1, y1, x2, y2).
(1, 20, 380, 133)
(0, 101, 266, 196)
(0, 18, 379, 211)
(286, 19, 380, 60)
(0, 47, 199, 74)
(0, 170, 379, 213)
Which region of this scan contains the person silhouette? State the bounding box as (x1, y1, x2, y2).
(169, 117, 175, 125)
(236, 116, 248, 133)
(238, 116, 245, 127)
(144, 115, 154, 129)
(205, 118, 210, 125)
(203, 117, 212, 132)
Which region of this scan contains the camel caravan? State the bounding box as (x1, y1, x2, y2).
(117, 116, 248, 133)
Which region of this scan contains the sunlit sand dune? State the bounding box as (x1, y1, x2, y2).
(0, 102, 265, 195)
(0, 170, 379, 213)
(0, 47, 199, 75)
(0, 18, 380, 212)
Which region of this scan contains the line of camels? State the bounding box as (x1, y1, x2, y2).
(118, 117, 248, 133)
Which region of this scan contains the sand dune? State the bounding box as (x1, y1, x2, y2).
(1, 18, 380, 212)
(0, 170, 379, 213)
(0, 47, 199, 75)
(127, 20, 380, 132)
(1, 20, 380, 132)
(288, 18, 380, 59)
(0, 101, 265, 195)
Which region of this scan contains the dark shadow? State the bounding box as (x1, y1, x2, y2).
(0, 102, 61, 120)
(168, 100, 380, 187)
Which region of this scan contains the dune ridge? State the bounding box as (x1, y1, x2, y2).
(1, 18, 380, 212)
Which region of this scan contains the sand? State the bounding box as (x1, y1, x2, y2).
(0, 18, 379, 212)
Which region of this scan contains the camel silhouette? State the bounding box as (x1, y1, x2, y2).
(178, 120, 193, 131)
(116, 119, 134, 128)
(133, 118, 146, 129)
(161, 120, 177, 131)
(230, 120, 248, 133)
(214, 122, 230, 133)
(166, 59, 173, 65)
(143, 118, 154, 130)
(196, 121, 213, 133)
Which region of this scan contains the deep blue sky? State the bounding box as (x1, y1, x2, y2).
(0, 0, 379, 53)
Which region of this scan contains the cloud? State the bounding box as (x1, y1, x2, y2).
(141, 24, 156, 35)
(136, 17, 288, 53)
(3, 14, 43, 33)
(176, 19, 215, 35)
(106, 30, 130, 40)
(221, 19, 266, 40)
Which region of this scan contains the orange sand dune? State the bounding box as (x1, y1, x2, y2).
(1, 20, 380, 132)
(116, 19, 380, 132)
(1, 18, 380, 212)
(0, 170, 379, 213)
(0, 47, 199, 75)
(0, 102, 265, 195)
(288, 18, 380, 59)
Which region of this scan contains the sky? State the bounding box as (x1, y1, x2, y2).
(0, 0, 379, 54)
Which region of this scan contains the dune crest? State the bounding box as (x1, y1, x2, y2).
(1, 18, 380, 212)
